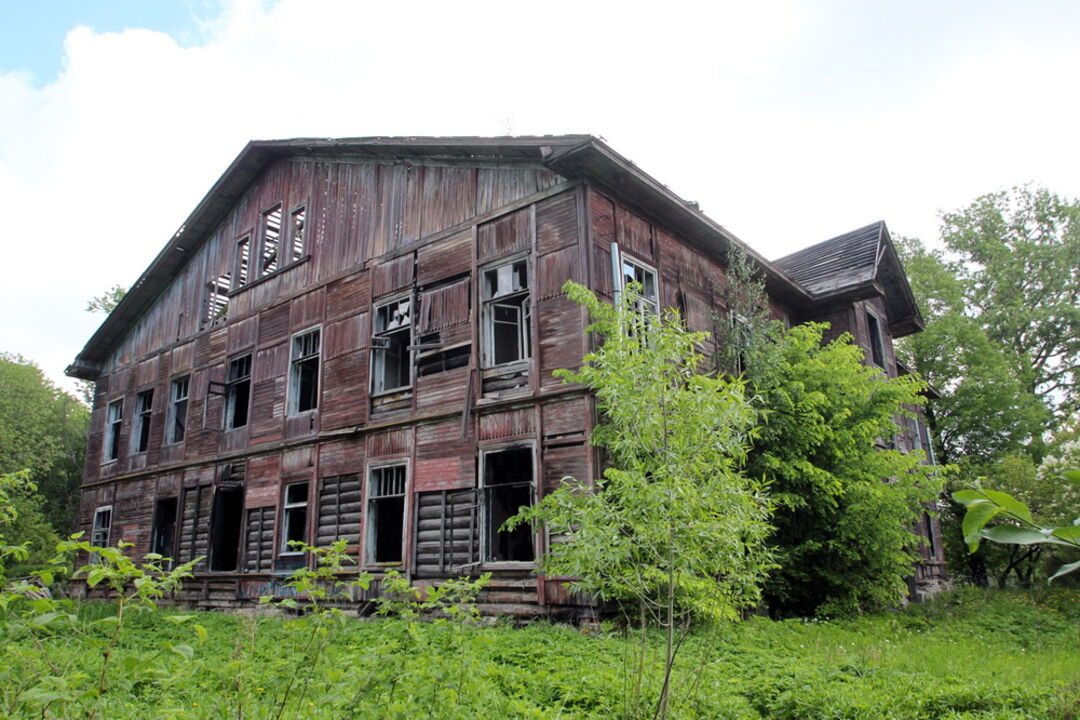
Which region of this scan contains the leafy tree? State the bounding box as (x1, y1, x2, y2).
(0, 354, 89, 536)
(85, 284, 127, 315)
(511, 281, 773, 719)
(747, 324, 942, 617)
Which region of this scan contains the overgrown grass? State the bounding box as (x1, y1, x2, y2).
(2, 587, 1077, 719)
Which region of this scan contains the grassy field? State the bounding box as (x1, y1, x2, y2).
(2, 587, 1077, 719)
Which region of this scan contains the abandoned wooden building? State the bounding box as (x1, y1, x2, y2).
(66, 135, 946, 614)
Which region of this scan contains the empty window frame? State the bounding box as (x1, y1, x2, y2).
(104, 399, 123, 462)
(372, 296, 412, 394)
(203, 273, 231, 327)
(224, 354, 252, 430)
(133, 389, 153, 454)
(259, 204, 283, 276)
(166, 376, 190, 444)
(209, 486, 245, 572)
(866, 310, 886, 368)
(150, 497, 178, 560)
(289, 328, 320, 414)
(481, 445, 535, 563)
(621, 255, 659, 317)
(91, 506, 112, 547)
(280, 482, 309, 554)
(233, 234, 251, 289)
(367, 464, 407, 564)
(288, 204, 306, 264)
(481, 259, 531, 367)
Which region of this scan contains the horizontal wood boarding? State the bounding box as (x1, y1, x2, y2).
(417, 230, 472, 286)
(114, 476, 155, 554)
(683, 289, 714, 334)
(178, 483, 212, 570)
(243, 506, 275, 573)
(541, 397, 589, 439)
(317, 474, 362, 553)
(477, 207, 530, 263)
(414, 420, 474, 492)
(228, 316, 258, 354)
(415, 364, 469, 414)
(414, 489, 479, 577)
(542, 443, 589, 493)
(478, 407, 535, 442)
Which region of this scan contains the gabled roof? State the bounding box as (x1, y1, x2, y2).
(774, 220, 924, 337)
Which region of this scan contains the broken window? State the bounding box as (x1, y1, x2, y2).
(866, 310, 886, 368)
(133, 389, 153, 454)
(166, 376, 189, 444)
(91, 506, 112, 558)
(233, 235, 251, 288)
(924, 511, 938, 559)
(280, 482, 309, 554)
(259, 204, 282, 276)
(289, 328, 320, 414)
(104, 399, 123, 462)
(209, 485, 244, 571)
(367, 465, 406, 564)
(482, 260, 531, 367)
(482, 446, 535, 563)
(151, 497, 178, 561)
(203, 273, 231, 328)
(372, 296, 412, 394)
(224, 354, 252, 430)
(621, 256, 659, 318)
(289, 204, 306, 263)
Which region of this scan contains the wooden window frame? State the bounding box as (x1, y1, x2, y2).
(279, 481, 310, 556)
(91, 505, 113, 550)
(232, 233, 252, 290)
(165, 375, 190, 445)
(480, 256, 532, 370)
(257, 203, 284, 277)
(223, 353, 253, 431)
(865, 309, 887, 369)
(371, 293, 414, 396)
(103, 398, 123, 463)
(288, 202, 307, 265)
(365, 461, 409, 567)
(288, 326, 321, 415)
(132, 388, 154, 455)
(479, 441, 536, 568)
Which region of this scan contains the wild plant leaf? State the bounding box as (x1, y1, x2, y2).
(1049, 558, 1080, 582)
(978, 488, 1034, 524)
(1049, 525, 1080, 541)
(980, 525, 1049, 545)
(962, 502, 1004, 551)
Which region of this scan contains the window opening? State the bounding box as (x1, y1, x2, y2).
(622, 256, 659, 318)
(167, 376, 189, 444)
(372, 297, 412, 394)
(280, 482, 309, 553)
(866, 311, 886, 368)
(224, 354, 252, 430)
(209, 486, 245, 571)
(204, 273, 230, 327)
(151, 497, 178, 561)
(482, 446, 534, 562)
(924, 512, 938, 559)
(104, 399, 123, 461)
(482, 260, 531, 367)
(289, 205, 306, 263)
(133, 389, 153, 454)
(260, 204, 282, 276)
(290, 328, 320, 413)
(368, 465, 406, 563)
(91, 506, 112, 553)
(234, 235, 251, 288)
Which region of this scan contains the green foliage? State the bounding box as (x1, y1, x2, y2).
(746, 323, 942, 617)
(0, 354, 90, 536)
(85, 284, 127, 315)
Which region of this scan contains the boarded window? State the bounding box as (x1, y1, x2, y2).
(372, 296, 412, 394)
(167, 376, 189, 444)
(368, 465, 406, 563)
(178, 484, 212, 568)
(481, 260, 530, 368)
(289, 328, 320, 413)
(317, 474, 361, 549)
(413, 489, 480, 577)
(482, 446, 534, 562)
(133, 389, 153, 454)
(280, 482, 309, 553)
(243, 506, 275, 573)
(224, 354, 252, 430)
(260, 204, 283, 275)
(104, 399, 123, 462)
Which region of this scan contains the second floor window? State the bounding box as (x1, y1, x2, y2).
(372, 297, 412, 394)
(104, 399, 123, 462)
(866, 310, 886, 368)
(133, 389, 153, 454)
(482, 260, 531, 368)
(224, 354, 252, 430)
(290, 328, 320, 413)
(289, 205, 306, 263)
(167, 376, 189, 444)
(622, 256, 659, 318)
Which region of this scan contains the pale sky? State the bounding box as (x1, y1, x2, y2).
(2, 0, 1079, 393)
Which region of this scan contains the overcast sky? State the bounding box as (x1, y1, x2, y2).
(2, 0, 1079, 393)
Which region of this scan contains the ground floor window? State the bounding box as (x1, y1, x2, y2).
(151, 497, 178, 560)
(280, 482, 309, 554)
(368, 465, 406, 563)
(209, 486, 244, 571)
(482, 446, 534, 563)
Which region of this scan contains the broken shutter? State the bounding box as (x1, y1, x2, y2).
(243, 506, 275, 573)
(178, 484, 212, 570)
(413, 488, 479, 577)
(317, 474, 362, 550)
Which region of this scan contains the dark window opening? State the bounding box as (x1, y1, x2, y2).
(482, 260, 530, 368)
(368, 465, 406, 563)
(260, 204, 282, 275)
(866, 311, 886, 368)
(209, 486, 244, 571)
(281, 482, 309, 553)
(417, 344, 471, 377)
(104, 399, 123, 461)
(483, 447, 534, 562)
(151, 497, 178, 560)
(134, 389, 153, 454)
(225, 355, 252, 430)
(290, 328, 320, 413)
(168, 376, 189, 444)
(373, 297, 412, 393)
(924, 512, 938, 559)
(289, 205, 306, 263)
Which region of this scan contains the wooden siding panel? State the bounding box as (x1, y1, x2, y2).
(258, 303, 291, 347)
(542, 443, 589, 493)
(538, 295, 584, 390)
(245, 453, 281, 509)
(477, 208, 530, 263)
(321, 351, 369, 430)
(536, 192, 579, 255)
(250, 343, 288, 445)
(325, 313, 369, 360)
(615, 205, 654, 261)
(417, 230, 471, 286)
(478, 407, 534, 442)
(369, 428, 412, 458)
(537, 245, 584, 301)
(420, 166, 476, 237)
(414, 421, 473, 492)
(476, 168, 538, 215)
(319, 437, 365, 478)
(415, 365, 469, 414)
(317, 474, 362, 551)
(290, 288, 326, 332)
(416, 278, 470, 334)
(325, 270, 370, 322)
(372, 253, 415, 299)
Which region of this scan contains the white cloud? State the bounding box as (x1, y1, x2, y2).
(2, 0, 1079, 391)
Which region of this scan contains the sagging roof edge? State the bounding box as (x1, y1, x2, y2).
(66, 135, 895, 380)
